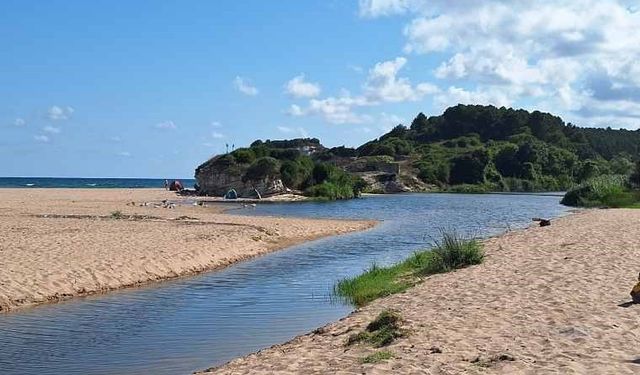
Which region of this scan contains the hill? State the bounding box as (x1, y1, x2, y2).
(195, 105, 640, 198)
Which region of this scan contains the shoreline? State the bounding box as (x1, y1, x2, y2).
(204, 208, 640, 374)
(0, 188, 376, 313)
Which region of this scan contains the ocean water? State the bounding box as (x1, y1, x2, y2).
(0, 193, 570, 375)
(0, 177, 196, 189)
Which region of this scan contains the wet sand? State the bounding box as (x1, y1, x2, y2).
(0, 189, 375, 312)
(206, 209, 640, 375)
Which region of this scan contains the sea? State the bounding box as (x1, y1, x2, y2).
(0, 177, 196, 189)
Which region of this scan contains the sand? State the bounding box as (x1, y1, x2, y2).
(0, 188, 374, 312)
(205, 209, 640, 375)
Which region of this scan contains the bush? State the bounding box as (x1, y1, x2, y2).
(243, 157, 280, 182)
(561, 175, 630, 207)
(231, 148, 256, 164)
(306, 181, 354, 200)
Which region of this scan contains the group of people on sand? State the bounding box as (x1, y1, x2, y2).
(163, 179, 183, 191)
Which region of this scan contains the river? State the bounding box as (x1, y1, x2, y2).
(0, 193, 569, 375)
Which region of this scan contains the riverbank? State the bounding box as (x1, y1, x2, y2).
(0, 189, 375, 312)
(205, 209, 640, 374)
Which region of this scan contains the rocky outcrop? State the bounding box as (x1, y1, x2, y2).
(195, 155, 287, 197)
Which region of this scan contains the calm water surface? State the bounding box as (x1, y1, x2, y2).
(0, 177, 196, 189)
(0, 193, 569, 375)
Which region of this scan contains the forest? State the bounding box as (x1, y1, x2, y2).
(196, 105, 640, 200)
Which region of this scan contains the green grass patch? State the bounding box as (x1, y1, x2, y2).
(335, 230, 483, 307)
(561, 175, 640, 208)
(361, 350, 394, 364)
(347, 310, 403, 348)
(110, 210, 124, 219)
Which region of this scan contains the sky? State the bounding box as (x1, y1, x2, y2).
(2, 0, 640, 178)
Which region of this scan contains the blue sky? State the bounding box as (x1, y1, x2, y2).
(2, 0, 639, 178)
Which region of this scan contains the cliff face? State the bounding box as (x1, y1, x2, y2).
(195, 152, 429, 197)
(195, 155, 287, 197)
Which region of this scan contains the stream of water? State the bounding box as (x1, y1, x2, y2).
(0, 193, 569, 375)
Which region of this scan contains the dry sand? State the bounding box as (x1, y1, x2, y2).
(206, 209, 640, 375)
(0, 188, 374, 312)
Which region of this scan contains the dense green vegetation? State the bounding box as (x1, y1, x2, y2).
(214, 138, 365, 200)
(561, 162, 640, 208)
(354, 105, 640, 192)
(335, 231, 483, 307)
(197, 105, 640, 199)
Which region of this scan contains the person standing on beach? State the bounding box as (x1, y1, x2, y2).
(164, 179, 169, 190)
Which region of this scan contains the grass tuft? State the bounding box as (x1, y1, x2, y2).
(335, 230, 483, 307)
(361, 350, 394, 364)
(347, 310, 403, 348)
(110, 210, 125, 219)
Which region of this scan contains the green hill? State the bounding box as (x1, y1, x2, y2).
(195, 105, 640, 199)
(353, 104, 640, 192)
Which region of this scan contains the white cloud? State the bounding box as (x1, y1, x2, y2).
(305, 96, 372, 124)
(358, 0, 413, 17)
(117, 151, 131, 157)
(285, 75, 321, 98)
(109, 136, 122, 142)
(47, 105, 74, 120)
(211, 131, 225, 139)
(286, 57, 434, 124)
(155, 120, 176, 130)
(378, 112, 405, 132)
(234, 76, 259, 96)
(34, 135, 49, 143)
(357, 0, 640, 128)
(13, 118, 26, 126)
(286, 104, 305, 116)
(364, 57, 439, 102)
(210, 121, 222, 128)
(43, 125, 61, 134)
(277, 126, 309, 138)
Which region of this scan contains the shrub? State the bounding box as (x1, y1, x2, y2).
(243, 157, 280, 182)
(231, 148, 256, 164)
(561, 175, 629, 207)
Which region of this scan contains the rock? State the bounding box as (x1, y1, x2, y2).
(631, 273, 640, 303)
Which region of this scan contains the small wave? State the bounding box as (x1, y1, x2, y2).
(86, 183, 98, 187)
(25, 183, 35, 187)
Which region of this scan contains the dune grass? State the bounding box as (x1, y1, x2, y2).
(346, 310, 403, 348)
(335, 230, 483, 307)
(361, 350, 394, 364)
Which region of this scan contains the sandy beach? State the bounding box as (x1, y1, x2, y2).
(206, 209, 640, 375)
(0, 188, 374, 312)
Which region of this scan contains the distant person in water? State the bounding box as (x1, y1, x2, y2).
(164, 179, 169, 190)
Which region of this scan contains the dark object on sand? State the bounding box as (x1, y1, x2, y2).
(532, 217, 551, 227)
(169, 180, 183, 191)
(224, 189, 238, 200)
(631, 273, 640, 304)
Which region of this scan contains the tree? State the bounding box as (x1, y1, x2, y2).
(243, 157, 280, 182)
(449, 149, 489, 185)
